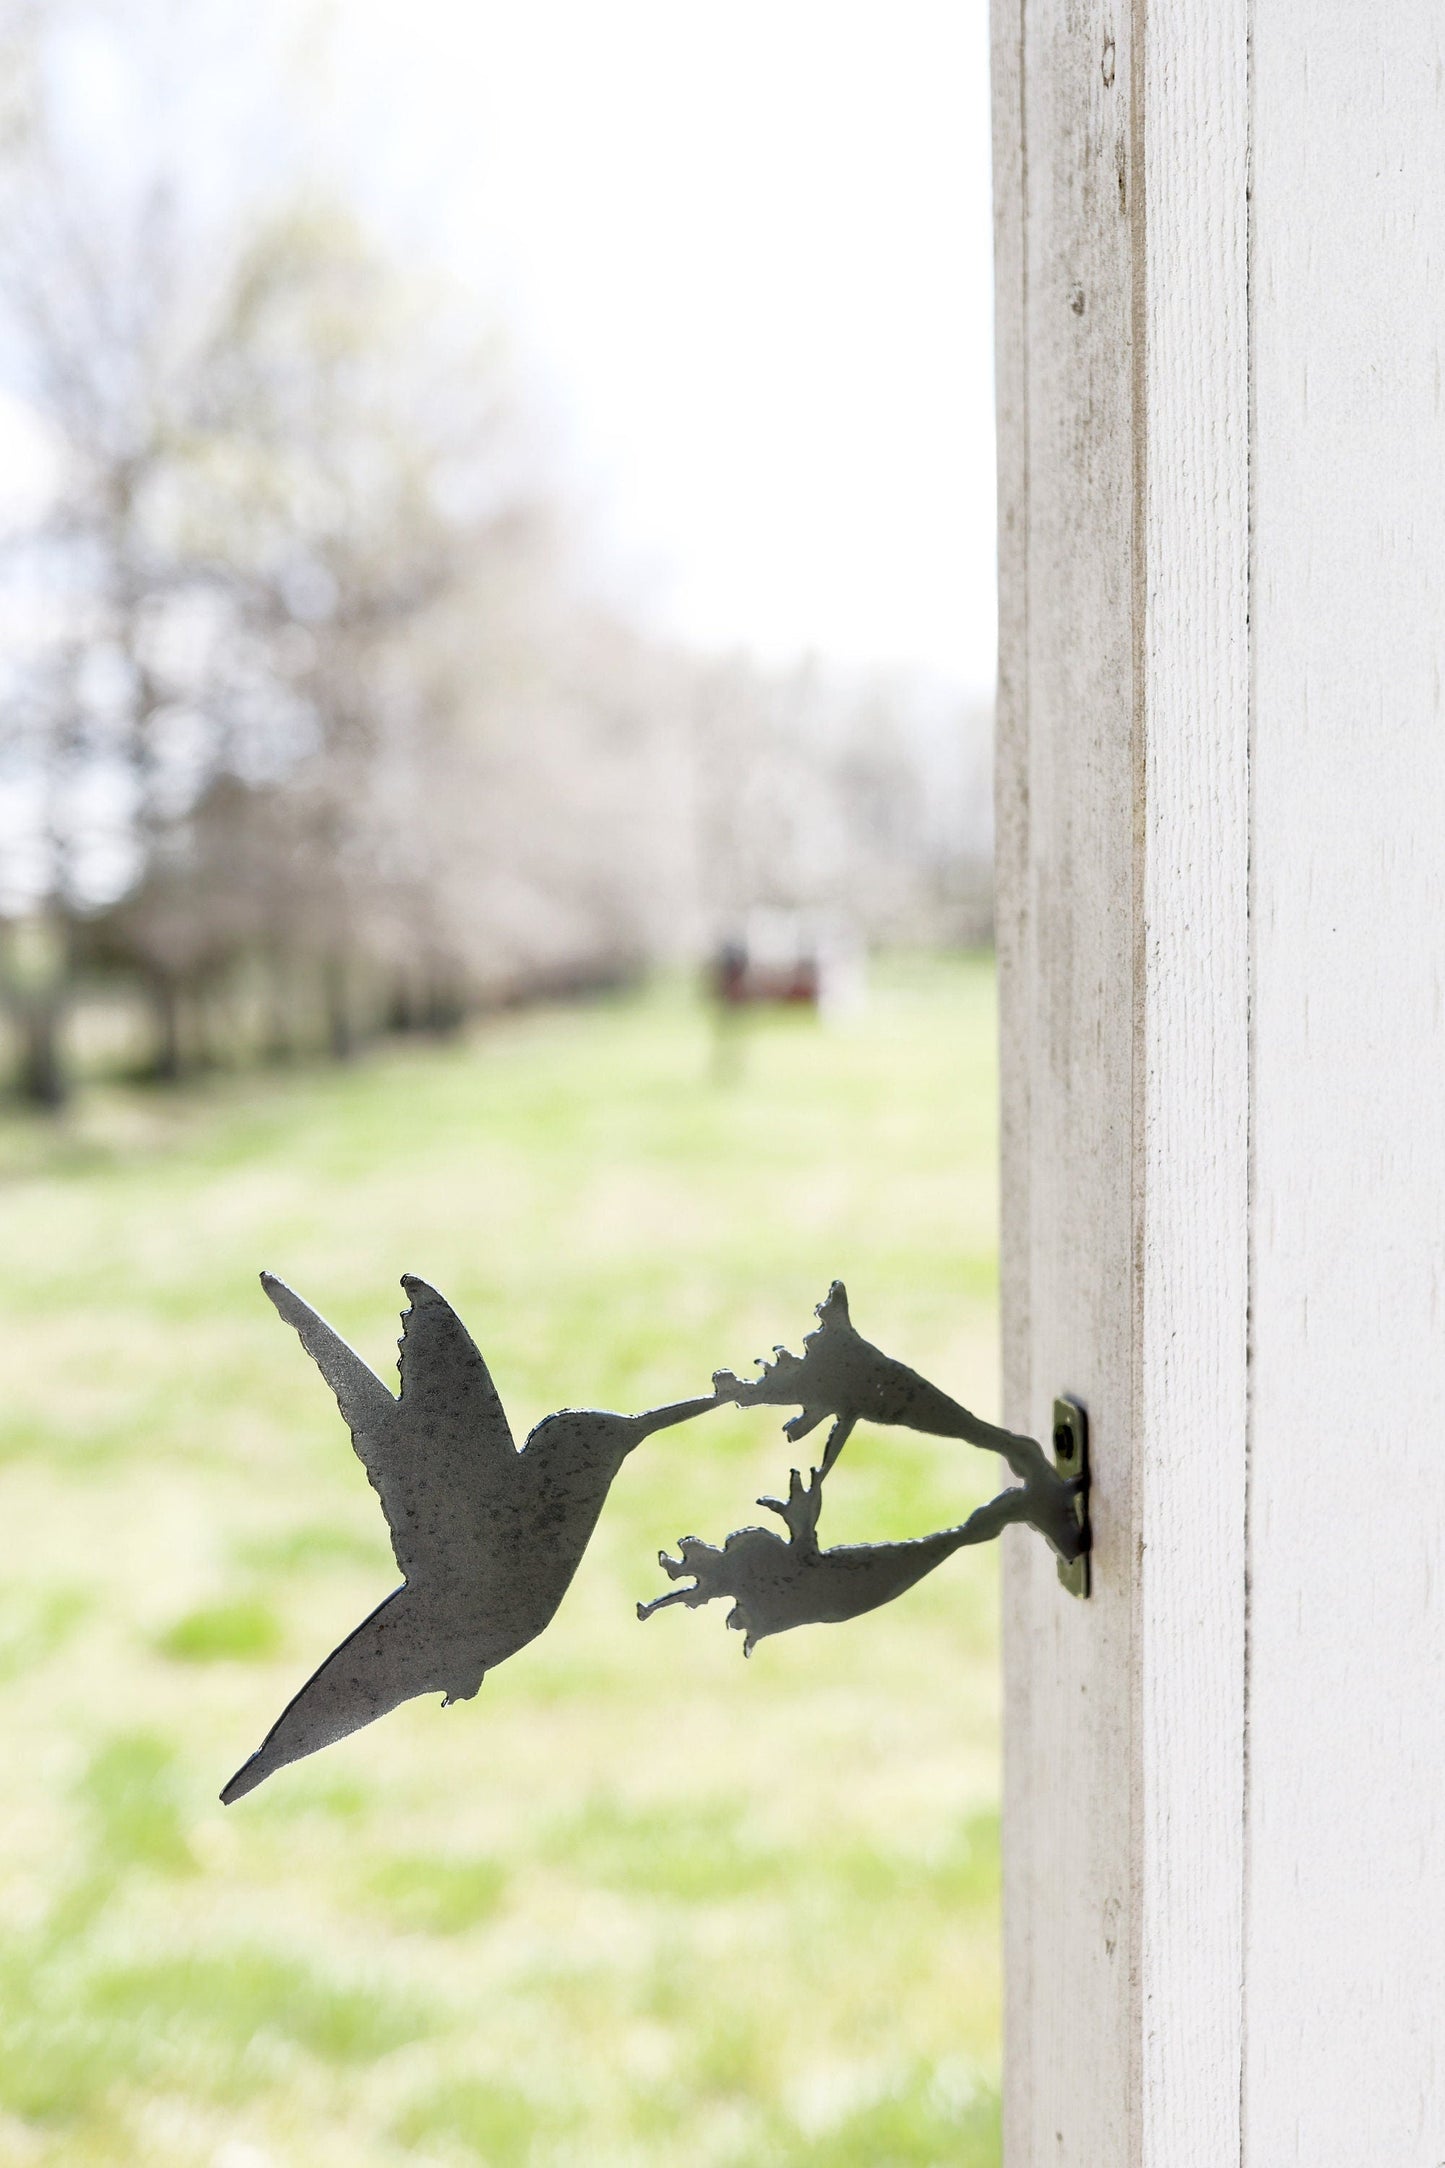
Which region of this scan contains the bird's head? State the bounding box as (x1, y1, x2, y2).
(522, 1394, 722, 1464)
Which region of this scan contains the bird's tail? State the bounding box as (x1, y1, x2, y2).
(221, 1587, 448, 1804)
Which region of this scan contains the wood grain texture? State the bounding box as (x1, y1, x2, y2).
(994, 0, 1249, 2157)
(989, 0, 1036, 2142)
(1137, 2, 1249, 2155)
(995, 0, 1142, 2157)
(1246, 5, 1445, 2158)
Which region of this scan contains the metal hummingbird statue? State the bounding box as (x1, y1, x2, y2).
(221, 1274, 720, 1803)
(641, 1281, 1088, 1649)
(224, 1274, 1087, 1800)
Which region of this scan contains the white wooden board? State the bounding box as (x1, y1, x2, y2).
(994, 0, 1249, 2152)
(990, 0, 1445, 2155)
(1246, 6, 1445, 2158)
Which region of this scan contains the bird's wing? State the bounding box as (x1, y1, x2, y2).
(262, 1273, 515, 1583)
(389, 1274, 519, 1577)
(221, 1585, 450, 1803)
(262, 1271, 401, 1535)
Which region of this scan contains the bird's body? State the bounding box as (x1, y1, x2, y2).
(222, 1275, 718, 1803)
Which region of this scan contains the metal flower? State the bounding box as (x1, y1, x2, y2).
(709, 1280, 1084, 1562)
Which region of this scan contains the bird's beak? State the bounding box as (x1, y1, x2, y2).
(626, 1394, 727, 1444)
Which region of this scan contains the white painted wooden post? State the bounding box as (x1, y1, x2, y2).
(992, 2, 1445, 2160)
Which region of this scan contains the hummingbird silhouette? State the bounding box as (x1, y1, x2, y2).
(221, 1273, 720, 1804)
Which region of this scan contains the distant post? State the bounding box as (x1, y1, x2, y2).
(991, 1, 1445, 2159)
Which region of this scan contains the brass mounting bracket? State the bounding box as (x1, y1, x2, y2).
(1051, 1396, 1091, 1599)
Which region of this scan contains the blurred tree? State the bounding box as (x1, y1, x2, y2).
(0, 0, 994, 1111)
(0, 1, 540, 1088)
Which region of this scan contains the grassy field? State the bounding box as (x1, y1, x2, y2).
(0, 956, 1004, 2168)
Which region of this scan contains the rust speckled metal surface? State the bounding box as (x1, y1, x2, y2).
(224, 1276, 1088, 1801)
(222, 1275, 720, 1803)
(644, 1282, 1091, 1650)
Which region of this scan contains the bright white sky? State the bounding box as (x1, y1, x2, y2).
(331, 0, 999, 689)
(3, 0, 999, 691)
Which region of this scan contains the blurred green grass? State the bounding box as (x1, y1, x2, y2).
(0, 956, 1003, 2168)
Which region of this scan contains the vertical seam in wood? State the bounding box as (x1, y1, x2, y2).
(1014, 0, 1032, 1429)
(1239, 0, 1256, 2157)
(1011, 0, 1036, 2135)
(1018, 0, 1030, 921)
(1004, 0, 1033, 1428)
(1128, 0, 1149, 2159)
(993, 0, 1033, 2145)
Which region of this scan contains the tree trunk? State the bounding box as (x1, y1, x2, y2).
(148, 973, 184, 1083)
(189, 982, 217, 1072)
(386, 973, 417, 1036)
(424, 979, 465, 1036)
(260, 945, 295, 1064)
(3, 904, 74, 1110)
(322, 954, 355, 1062)
(11, 994, 68, 1110)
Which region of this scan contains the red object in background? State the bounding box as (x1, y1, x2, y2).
(711, 938, 821, 1010)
